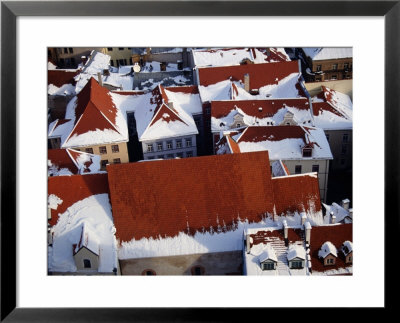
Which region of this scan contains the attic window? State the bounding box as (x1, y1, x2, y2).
(250, 89, 259, 95)
(302, 148, 312, 158)
(83, 259, 91, 269)
(191, 265, 205, 275)
(291, 260, 303, 269)
(262, 262, 275, 270)
(142, 269, 156, 275)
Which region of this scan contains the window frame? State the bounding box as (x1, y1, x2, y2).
(295, 165, 302, 174)
(85, 147, 94, 154)
(312, 165, 319, 173)
(83, 259, 91, 269)
(111, 144, 119, 153)
(147, 144, 154, 152)
(99, 146, 107, 154)
(185, 138, 192, 147)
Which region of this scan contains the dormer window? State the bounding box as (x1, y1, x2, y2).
(302, 148, 312, 158)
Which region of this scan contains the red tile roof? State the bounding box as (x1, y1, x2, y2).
(312, 102, 344, 118)
(48, 149, 79, 174)
(67, 77, 119, 139)
(48, 173, 109, 227)
(272, 174, 322, 216)
(148, 103, 187, 128)
(237, 126, 308, 143)
(309, 224, 352, 273)
(107, 152, 275, 242)
(198, 60, 300, 89)
(164, 85, 199, 94)
(107, 151, 322, 243)
(211, 99, 309, 119)
(48, 70, 79, 87)
(250, 227, 303, 246)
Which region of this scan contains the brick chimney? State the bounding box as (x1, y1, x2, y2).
(244, 73, 250, 92)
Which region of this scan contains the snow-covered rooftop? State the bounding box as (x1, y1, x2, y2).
(341, 240, 353, 256)
(322, 201, 352, 224)
(271, 160, 290, 177)
(287, 244, 306, 260)
(318, 241, 338, 258)
(303, 47, 352, 61)
(193, 47, 290, 68)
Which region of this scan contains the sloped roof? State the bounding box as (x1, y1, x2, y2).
(48, 70, 79, 87)
(287, 244, 306, 260)
(48, 173, 109, 227)
(272, 174, 322, 216)
(198, 60, 300, 88)
(318, 241, 338, 258)
(229, 126, 333, 160)
(303, 47, 352, 61)
(48, 149, 79, 175)
(107, 152, 276, 242)
(74, 224, 100, 256)
(309, 223, 352, 273)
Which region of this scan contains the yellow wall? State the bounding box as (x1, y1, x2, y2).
(305, 79, 353, 99)
(101, 48, 133, 66)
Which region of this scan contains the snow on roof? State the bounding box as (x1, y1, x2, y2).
(59, 78, 129, 148)
(81, 50, 110, 75)
(287, 244, 306, 260)
(341, 240, 353, 256)
(102, 73, 134, 90)
(257, 245, 278, 263)
(309, 223, 352, 273)
(163, 86, 203, 115)
(311, 86, 353, 130)
(193, 47, 290, 68)
(210, 98, 313, 132)
(225, 125, 333, 160)
(271, 160, 290, 177)
(49, 194, 118, 273)
(48, 173, 109, 227)
(48, 194, 63, 210)
(318, 241, 338, 258)
(198, 60, 300, 86)
(303, 47, 352, 61)
(48, 148, 101, 176)
(322, 202, 351, 223)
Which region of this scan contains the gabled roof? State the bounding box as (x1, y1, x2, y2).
(48, 69, 79, 87)
(48, 149, 79, 175)
(258, 246, 278, 263)
(48, 173, 109, 227)
(309, 223, 352, 273)
(74, 224, 100, 256)
(287, 244, 306, 261)
(221, 126, 333, 160)
(318, 241, 338, 258)
(198, 60, 300, 89)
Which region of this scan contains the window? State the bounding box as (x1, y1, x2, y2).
(142, 269, 156, 275)
(291, 260, 303, 269)
(186, 138, 192, 147)
(341, 144, 347, 155)
(68, 48, 73, 54)
(237, 123, 241, 128)
(110, 60, 114, 66)
(312, 165, 319, 173)
(111, 145, 119, 153)
(315, 77, 321, 82)
(262, 262, 275, 270)
(85, 148, 94, 154)
(186, 151, 193, 158)
(331, 75, 337, 80)
(176, 140, 182, 149)
(100, 160, 108, 170)
(332, 63, 338, 70)
(342, 133, 349, 143)
(295, 165, 302, 174)
(63, 48, 68, 54)
(303, 148, 312, 157)
(327, 258, 335, 265)
(191, 265, 205, 275)
(157, 142, 163, 151)
(118, 48, 124, 50)
(83, 259, 91, 268)
(107, 47, 113, 51)
(99, 146, 107, 154)
(348, 256, 352, 263)
(167, 141, 172, 150)
(113, 158, 121, 164)
(316, 65, 322, 72)
(167, 154, 174, 159)
(147, 144, 153, 152)
(176, 152, 183, 158)
(344, 63, 349, 69)
(326, 134, 330, 142)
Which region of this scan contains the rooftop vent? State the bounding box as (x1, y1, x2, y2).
(258, 107, 263, 112)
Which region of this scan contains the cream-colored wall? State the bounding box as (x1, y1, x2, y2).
(323, 254, 336, 266)
(73, 142, 129, 167)
(74, 247, 99, 272)
(274, 159, 330, 202)
(101, 48, 133, 66)
(305, 80, 353, 99)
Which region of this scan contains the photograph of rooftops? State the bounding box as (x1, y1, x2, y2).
(47, 47, 352, 276)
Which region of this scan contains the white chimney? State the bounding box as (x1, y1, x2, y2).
(331, 214, 336, 224)
(341, 198, 350, 210)
(349, 208, 353, 219)
(283, 220, 288, 239)
(305, 221, 311, 243)
(244, 73, 250, 92)
(301, 212, 307, 225)
(246, 234, 252, 254)
(97, 72, 103, 86)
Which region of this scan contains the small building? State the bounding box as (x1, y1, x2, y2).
(73, 225, 100, 272)
(287, 244, 306, 269)
(341, 240, 353, 264)
(318, 241, 338, 266)
(258, 246, 278, 271)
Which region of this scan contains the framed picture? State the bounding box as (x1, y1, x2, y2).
(1, 0, 396, 320)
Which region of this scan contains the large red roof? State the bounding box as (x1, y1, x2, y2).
(48, 70, 78, 87)
(211, 99, 309, 119)
(237, 126, 308, 143)
(107, 152, 275, 242)
(309, 224, 352, 273)
(48, 173, 109, 227)
(272, 174, 322, 216)
(198, 60, 300, 88)
(68, 77, 119, 139)
(107, 151, 322, 243)
(164, 85, 199, 94)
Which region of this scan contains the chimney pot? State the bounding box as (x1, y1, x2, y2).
(305, 221, 312, 243)
(97, 72, 103, 86)
(341, 198, 350, 210)
(244, 73, 250, 92)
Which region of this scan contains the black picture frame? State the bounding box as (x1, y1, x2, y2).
(1, 0, 397, 321)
